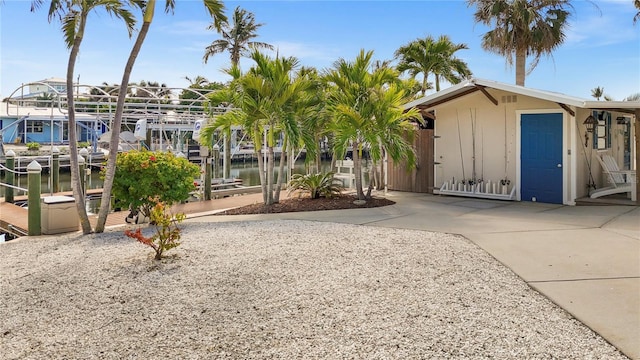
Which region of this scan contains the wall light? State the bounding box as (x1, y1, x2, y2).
(583, 115, 598, 147)
(583, 115, 598, 133)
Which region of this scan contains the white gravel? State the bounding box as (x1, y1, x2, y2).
(0, 220, 627, 359)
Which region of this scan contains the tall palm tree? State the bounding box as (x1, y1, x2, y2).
(365, 82, 421, 195)
(94, 0, 226, 233)
(242, 51, 310, 205)
(31, 0, 138, 234)
(591, 86, 604, 100)
(324, 49, 410, 200)
(624, 92, 640, 102)
(395, 35, 472, 95)
(203, 6, 273, 66)
(430, 36, 473, 91)
(203, 6, 273, 179)
(468, 0, 571, 86)
(200, 52, 309, 205)
(295, 66, 331, 174)
(184, 75, 210, 87)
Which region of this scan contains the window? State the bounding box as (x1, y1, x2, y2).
(592, 111, 611, 150)
(27, 120, 44, 133)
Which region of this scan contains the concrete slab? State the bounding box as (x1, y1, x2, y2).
(468, 229, 640, 282)
(530, 278, 640, 360)
(368, 211, 584, 234)
(602, 207, 640, 240)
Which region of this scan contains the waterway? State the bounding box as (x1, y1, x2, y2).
(0, 158, 350, 212)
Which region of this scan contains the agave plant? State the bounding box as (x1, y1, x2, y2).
(288, 172, 344, 199)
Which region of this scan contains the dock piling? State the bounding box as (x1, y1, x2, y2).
(52, 147, 60, 193)
(5, 150, 15, 203)
(27, 161, 42, 236)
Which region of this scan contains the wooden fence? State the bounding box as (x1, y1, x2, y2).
(387, 128, 434, 193)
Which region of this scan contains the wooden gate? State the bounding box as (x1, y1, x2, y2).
(387, 128, 434, 193)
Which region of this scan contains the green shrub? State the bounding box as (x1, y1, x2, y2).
(288, 172, 344, 199)
(77, 141, 90, 149)
(125, 202, 185, 260)
(107, 150, 200, 218)
(26, 142, 40, 151)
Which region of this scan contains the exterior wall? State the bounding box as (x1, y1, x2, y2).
(433, 88, 577, 204)
(29, 79, 66, 94)
(1, 118, 20, 143)
(1, 117, 68, 144)
(574, 108, 591, 199)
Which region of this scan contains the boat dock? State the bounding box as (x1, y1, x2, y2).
(0, 186, 262, 239)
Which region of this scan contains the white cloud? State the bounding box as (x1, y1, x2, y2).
(565, 4, 639, 48)
(265, 41, 340, 66)
(157, 20, 211, 36)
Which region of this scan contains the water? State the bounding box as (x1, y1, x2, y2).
(1, 159, 346, 213)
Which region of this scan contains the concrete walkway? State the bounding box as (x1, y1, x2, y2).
(186, 192, 640, 359)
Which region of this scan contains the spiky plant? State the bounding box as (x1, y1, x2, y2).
(288, 172, 344, 199)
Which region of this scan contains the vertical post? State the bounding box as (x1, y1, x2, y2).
(5, 150, 15, 203)
(200, 146, 211, 201)
(204, 157, 212, 201)
(52, 147, 60, 193)
(27, 160, 42, 236)
(223, 133, 229, 179)
(78, 153, 86, 197)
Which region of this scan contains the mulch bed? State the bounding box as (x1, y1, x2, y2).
(217, 194, 395, 215)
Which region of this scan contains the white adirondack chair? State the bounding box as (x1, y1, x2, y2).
(590, 154, 637, 201)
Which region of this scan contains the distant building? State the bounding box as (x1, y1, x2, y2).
(28, 77, 68, 95)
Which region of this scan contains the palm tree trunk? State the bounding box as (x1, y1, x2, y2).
(515, 49, 526, 86)
(353, 140, 364, 200)
(223, 129, 231, 179)
(421, 75, 429, 96)
(635, 108, 640, 204)
(256, 146, 267, 204)
(67, 14, 92, 234)
(266, 146, 275, 205)
(315, 138, 322, 174)
(95, 4, 155, 233)
(274, 141, 287, 203)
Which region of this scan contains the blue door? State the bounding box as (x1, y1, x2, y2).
(521, 113, 563, 204)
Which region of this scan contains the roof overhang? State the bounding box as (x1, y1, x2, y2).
(404, 78, 639, 116)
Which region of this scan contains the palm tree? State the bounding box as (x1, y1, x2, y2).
(395, 35, 472, 95)
(31, 0, 137, 234)
(179, 75, 223, 109)
(295, 66, 332, 174)
(591, 86, 604, 100)
(365, 82, 421, 195)
(200, 52, 311, 205)
(184, 75, 210, 87)
(243, 51, 309, 205)
(203, 6, 273, 66)
(634, 0, 640, 24)
(624, 92, 640, 102)
(203, 6, 273, 179)
(467, 0, 572, 86)
(94, 0, 226, 233)
(324, 49, 413, 200)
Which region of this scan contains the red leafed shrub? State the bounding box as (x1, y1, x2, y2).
(125, 202, 186, 260)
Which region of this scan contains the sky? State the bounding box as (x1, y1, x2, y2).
(1, 0, 639, 101)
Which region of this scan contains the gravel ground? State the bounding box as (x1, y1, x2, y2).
(0, 220, 627, 359)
